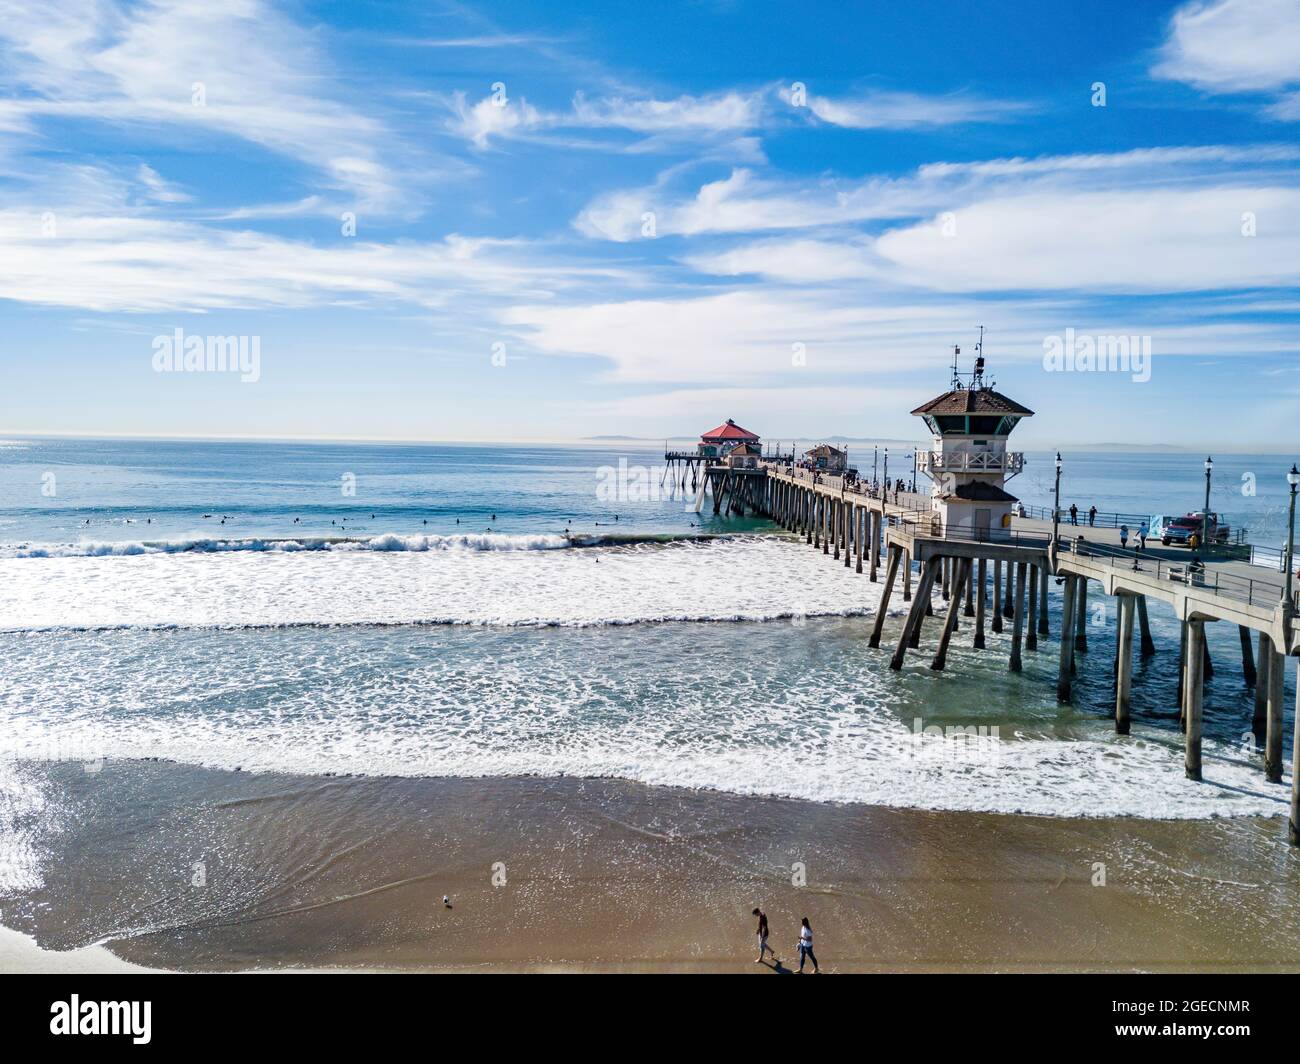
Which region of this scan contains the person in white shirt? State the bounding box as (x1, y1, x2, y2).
(797, 917, 819, 974)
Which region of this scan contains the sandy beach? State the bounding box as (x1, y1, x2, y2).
(3, 760, 1299, 973)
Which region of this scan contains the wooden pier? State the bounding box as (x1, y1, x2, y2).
(728, 458, 1300, 845)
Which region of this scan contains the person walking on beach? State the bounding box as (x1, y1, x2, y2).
(1069, 503, 1078, 526)
(1119, 524, 1129, 549)
(797, 917, 819, 973)
(1138, 521, 1148, 551)
(753, 907, 776, 964)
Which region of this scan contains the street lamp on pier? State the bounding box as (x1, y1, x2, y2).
(1285, 464, 1299, 614)
(882, 448, 889, 494)
(1201, 456, 1213, 550)
(1052, 452, 1063, 548)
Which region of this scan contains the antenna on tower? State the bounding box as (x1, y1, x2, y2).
(972, 326, 987, 389)
(951, 344, 962, 391)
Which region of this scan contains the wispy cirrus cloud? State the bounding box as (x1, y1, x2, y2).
(1153, 0, 1300, 119)
(445, 87, 767, 150)
(799, 88, 1031, 129)
(0, 0, 407, 207)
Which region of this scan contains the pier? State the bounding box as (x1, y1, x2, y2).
(673, 360, 1300, 844)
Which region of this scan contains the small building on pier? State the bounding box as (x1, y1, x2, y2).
(726, 441, 763, 469)
(698, 419, 760, 460)
(804, 444, 848, 474)
(913, 359, 1033, 539)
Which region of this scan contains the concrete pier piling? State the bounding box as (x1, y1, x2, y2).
(1184, 619, 1206, 782)
(1057, 575, 1078, 702)
(932, 557, 971, 671)
(1265, 644, 1285, 783)
(891, 557, 938, 669)
(1115, 594, 1135, 735)
(756, 457, 1299, 839)
(1025, 562, 1038, 651)
(870, 544, 901, 649)
(1074, 579, 1089, 653)
(1009, 562, 1028, 672)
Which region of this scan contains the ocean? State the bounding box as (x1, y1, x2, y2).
(0, 436, 1296, 932)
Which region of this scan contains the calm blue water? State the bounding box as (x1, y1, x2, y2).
(1, 437, 1294, 549)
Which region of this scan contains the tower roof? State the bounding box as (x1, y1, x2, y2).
(700, 418, 760, 441)
(911, 389, 1034, 418)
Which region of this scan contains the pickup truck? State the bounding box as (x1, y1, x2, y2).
(1161, 511, 1230, 547)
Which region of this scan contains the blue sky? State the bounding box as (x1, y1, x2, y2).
(1, 0, 1299, 449)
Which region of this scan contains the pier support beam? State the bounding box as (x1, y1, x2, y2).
(1239, 625, 1257, 687)
(1074, 578, 1089, 653)
(869, 510, 880, 581)
(1057, 575, 1078, 702)
(843, 503, 852, 569)
(1037, 565, 1049, 637)
(855, 508, 864, 574)
(1009, 562, 1027, 673)
(973, 558, 987, 650)
(992, 561, 1003, 634)
(832, 500, 841, 561)
(891, 557, 937, 669)
(1115, 594, 1135, 735)
(1184, 619, 1206, 782)
(1137, 595, 1155, 657)
(1002, 561, 1015, 618)
(1253, 632, 1270, 744)
(1265, 643, 1285, 783)
(1025, 562, 1038, 651)
(932, 558, 971, 671)
(964, 561, 975, 618)
(869, 544, 901, 649)
(1290, 667, 1300, 845)
(903, 549, 912, 601)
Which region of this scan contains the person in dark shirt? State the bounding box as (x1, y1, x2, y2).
(752, 907, 776, 964)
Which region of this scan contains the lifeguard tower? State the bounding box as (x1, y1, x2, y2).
(913, 341, 1033, 541)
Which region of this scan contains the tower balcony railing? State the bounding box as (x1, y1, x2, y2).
(918, 450, 1024, 475)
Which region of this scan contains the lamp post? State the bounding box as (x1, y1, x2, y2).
(883, 448, 889, 494)
(1053, 452, 1063, 548)
(1201, 456, 1213, 551)
(1285, 464, 1299, 613)
(873, 446, 878, 488)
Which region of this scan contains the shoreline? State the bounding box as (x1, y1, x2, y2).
(5, 764, 1300, 974)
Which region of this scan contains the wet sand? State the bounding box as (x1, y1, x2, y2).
(4, 760, 1300, 973)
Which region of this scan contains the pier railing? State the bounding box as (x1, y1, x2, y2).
(1068, 539, 1296, 612)
(1021, 504, 1250, 545)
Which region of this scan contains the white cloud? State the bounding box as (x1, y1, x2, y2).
(873, 186, 1300, 293)
(0, 207, 628, 312)
(804, 89, 1028, 129)
(575, 168, 935, 241)
(445, 88, 765, 149)
(683, 237, 875, 283)
(449, 92, 545, 148)
(0, 0, 403, 206)
(570, 90, 763, 132)
(1153, 0, 1300, 106)
(135, 163, 189, 203)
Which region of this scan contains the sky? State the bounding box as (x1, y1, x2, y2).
(1, 0, 1299, 450)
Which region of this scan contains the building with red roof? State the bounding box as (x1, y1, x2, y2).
(698, 418, 760, 459)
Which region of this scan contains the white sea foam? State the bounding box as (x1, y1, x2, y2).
(0, 535, 890, 631)
(9, 531, 576, 558)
